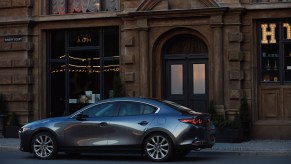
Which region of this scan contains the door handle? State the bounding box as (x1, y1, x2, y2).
(138, 121, 148, 126)
(99, 122, 107, 127)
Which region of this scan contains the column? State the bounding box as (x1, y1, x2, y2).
(138, 19, 150, 97)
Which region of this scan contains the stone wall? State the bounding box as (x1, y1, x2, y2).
(0, 0, 34, 124)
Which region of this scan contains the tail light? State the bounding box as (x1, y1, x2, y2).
(179, 118, 203, 125)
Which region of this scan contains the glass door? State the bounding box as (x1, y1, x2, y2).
(164, 60, 208, 112)
(68, 50, 101, 114)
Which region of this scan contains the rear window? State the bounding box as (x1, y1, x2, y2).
(161, 100, 201, 115)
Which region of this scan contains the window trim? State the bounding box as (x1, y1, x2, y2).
(258, 19, 291, 84)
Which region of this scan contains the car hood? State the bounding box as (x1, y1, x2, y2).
(23, 116, 68, 128)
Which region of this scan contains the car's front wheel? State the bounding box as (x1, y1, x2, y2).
(144, 133, 174, 162)
(31, 132, 57, 159)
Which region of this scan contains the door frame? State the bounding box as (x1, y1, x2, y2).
(163, 55, 209, 112)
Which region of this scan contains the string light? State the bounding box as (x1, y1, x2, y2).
(51, 66, 120, 74)
(51, 55, 120, 74)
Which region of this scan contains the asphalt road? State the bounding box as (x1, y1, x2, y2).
(1, 151, 291, 164)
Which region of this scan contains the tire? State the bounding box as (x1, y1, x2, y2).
(144, 133, 174, 162)
(31, 132, 58, 159)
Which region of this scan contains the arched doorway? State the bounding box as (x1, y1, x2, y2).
(163, 34, 209, 113)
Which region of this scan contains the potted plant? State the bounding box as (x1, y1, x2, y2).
(113, 73, 124, 97)
(209, 101, 244, 143)
(5, 112, 20, 138)
(240, 94, 251, 141)
(0, 94, 7, 138)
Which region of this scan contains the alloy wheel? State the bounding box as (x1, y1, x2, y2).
(145, 133, 173, 161)
(32, 132, 57, 159)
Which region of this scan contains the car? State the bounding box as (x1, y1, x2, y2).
(19, 97, 215, 161)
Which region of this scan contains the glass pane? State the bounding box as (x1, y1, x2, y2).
(171, 65, 183, 95)
(193, 64, 206, 94)
(68, 28, 100, 47)
(51, 30, 66, 59)
(68, 0, 100, 13)
(103, 0, 120, 11)
(260, 43, 280, 82)
(103, 60, 120, 99)
(118, 102, 141, 116)
(50, 0, 66, 15)
(83, 102, 115, 117)
(103, 27, 119, 57)
(68, 50, 100, 114)
(50, 62, 66, 117)
(284, 43, 291, 81)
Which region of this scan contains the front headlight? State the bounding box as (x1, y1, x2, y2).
(19, 127, 30, 133)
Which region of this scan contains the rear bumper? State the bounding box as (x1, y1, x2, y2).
(174, 123, 215, 151)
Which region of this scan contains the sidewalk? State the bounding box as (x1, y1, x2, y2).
(1, 138, 291, 156)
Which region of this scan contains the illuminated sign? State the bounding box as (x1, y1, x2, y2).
(261, 22, 291, 44)
(261, 23, 277, 44)
(283, 23, 291, 39)
(76, 34, 92, 43)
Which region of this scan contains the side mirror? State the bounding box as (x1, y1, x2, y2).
(75, 113, 88, 121)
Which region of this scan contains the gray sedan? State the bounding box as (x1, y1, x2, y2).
(19, 97, 215, 161)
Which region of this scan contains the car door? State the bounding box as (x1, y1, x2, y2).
(63, 102, 117, 147)
(107, 101, 158, 146)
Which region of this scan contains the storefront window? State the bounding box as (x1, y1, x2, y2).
(49, 0, 120, 15)
(259, 20, 291, 83)
(48, 27, 119, 116)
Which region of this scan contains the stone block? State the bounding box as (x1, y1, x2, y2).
(0, 76, 12, 84)
(228, 32, 243, 43)
(230, 89, 242, 99)
(125, 37, 135, 47)
(240, 0, 251, 3)
(153, 0, 168, 10)
(0, 43, 12, 51)
(124, 54, 135, 64)
(11, 42, 34, 51)
(11, 0, 32, 7)
(230, 70, 244, 80)
(0, 60, 12, 68)
(0, 0, 11, 8)
(124, 72, 135, 82)
(11, 93, 33, 102)
(12, 75, 33, 84)
(12, 59, 33, 68)
(229, 61, 241, 71)
(210, 15, 223, 25)
(228, 50, 243, 61)
(124, 0, 139, 11)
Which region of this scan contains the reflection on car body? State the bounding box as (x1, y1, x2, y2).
(19, 97, 215, 161)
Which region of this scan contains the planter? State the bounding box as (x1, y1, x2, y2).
(215, 128, 243, 143)
(5, 126, 20, 138)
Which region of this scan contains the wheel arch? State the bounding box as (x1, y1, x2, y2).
(28, 128, 59, 152)
(141, 128, 177, 148)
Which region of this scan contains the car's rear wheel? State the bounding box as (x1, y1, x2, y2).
(144, 133, 174, 162)
(31, 132, 57, 159)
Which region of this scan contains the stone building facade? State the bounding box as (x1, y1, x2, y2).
(0, 0, 291, 139)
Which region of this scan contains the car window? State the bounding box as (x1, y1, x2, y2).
(82, 102, 115, 117)
(161, 100, 201, 115)
(118, 101, 157, 116)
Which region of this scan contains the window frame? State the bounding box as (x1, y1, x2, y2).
(258, 19, 291, 85)
(47, 0, 120, 15)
